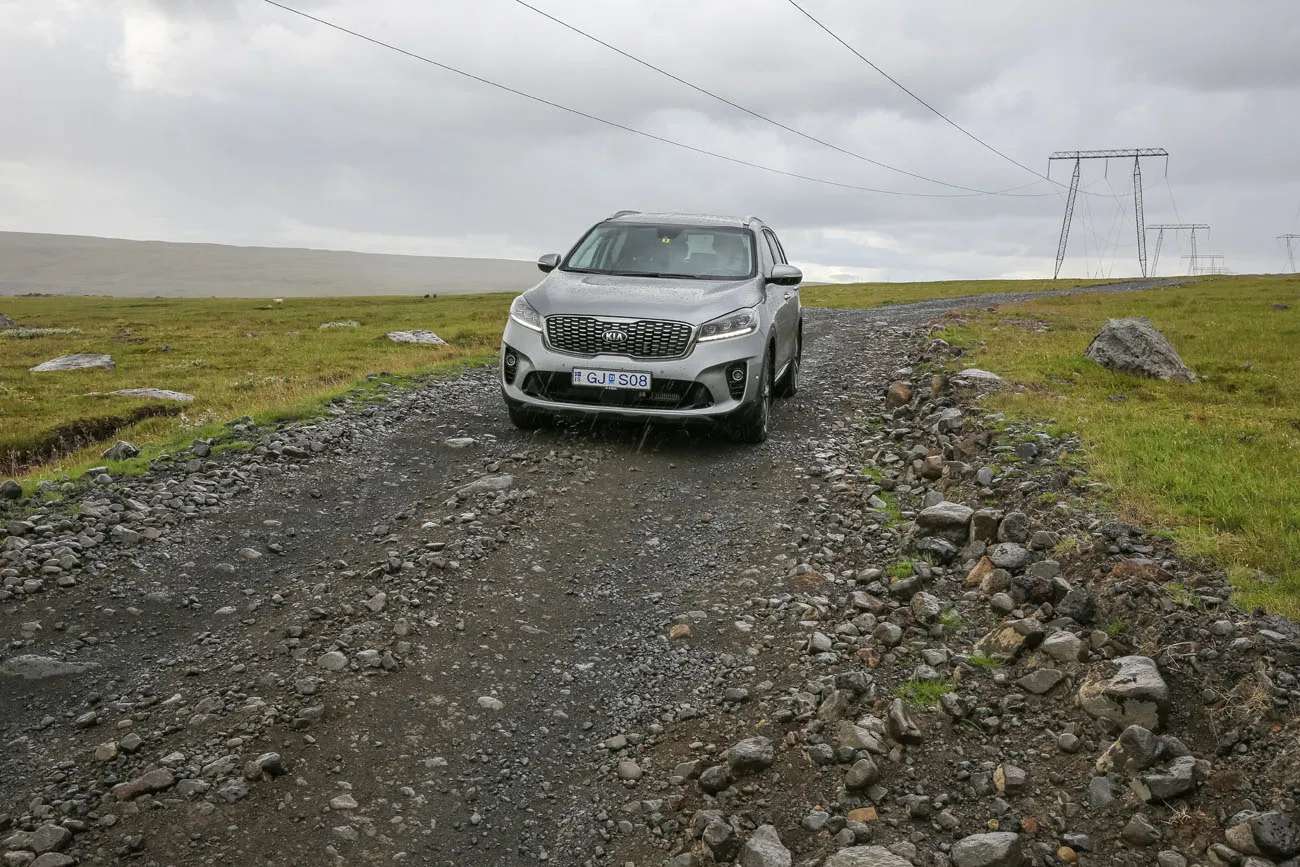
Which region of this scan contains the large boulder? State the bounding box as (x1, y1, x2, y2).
(1083, 317, 1195, 382)
(385, 330, 446, 345)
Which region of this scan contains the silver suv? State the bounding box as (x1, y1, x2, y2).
(499, 211, 802, 443)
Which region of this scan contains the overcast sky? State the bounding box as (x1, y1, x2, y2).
(3, 0, 1299, 282)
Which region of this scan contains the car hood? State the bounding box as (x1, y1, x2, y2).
(524, 270, 764, 324)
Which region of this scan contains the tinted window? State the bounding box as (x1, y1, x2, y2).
(562, 222, 756, 280)
(763, 229, 788, 264)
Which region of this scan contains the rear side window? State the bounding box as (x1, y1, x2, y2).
(762, 228, 787, 265)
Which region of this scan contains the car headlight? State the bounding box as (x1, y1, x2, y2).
(697, 308, 758, 342)
(509, 295, 543, 332)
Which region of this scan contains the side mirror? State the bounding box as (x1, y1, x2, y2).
(537, 253, 561, 273)
(770, 263, 802, 287)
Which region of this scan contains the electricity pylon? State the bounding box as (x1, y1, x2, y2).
(1049, 148, 1169, 279)
(1147, 224, 1209, 276)
(1279, 234, 1300, 273)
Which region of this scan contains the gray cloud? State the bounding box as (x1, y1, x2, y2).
(2, 0, 1298, 281)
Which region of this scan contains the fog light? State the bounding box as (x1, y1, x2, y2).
(505, 353, 517, 368)
(724, 362, 747, 400)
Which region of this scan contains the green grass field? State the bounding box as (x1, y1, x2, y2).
(1, 294, 512, 481)
(941, 274, 1300, 618)
(3, 278, 1094, 484)
(801, 277, 1104, 308)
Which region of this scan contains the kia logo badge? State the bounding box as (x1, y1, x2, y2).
(602, 329, 628, 344)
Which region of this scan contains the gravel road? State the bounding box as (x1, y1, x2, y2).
(5, 279, 1295, 867)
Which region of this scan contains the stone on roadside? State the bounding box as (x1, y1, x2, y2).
(1077, 656, 1170, 732)
(885, 382, 912, 408)
(458, 474, 514, 495)
(113, 768, 176, 800)
(727, 737, 775, 776)
(916, 501, 974, 544)
(822, 846, 913, 867)
(1121, 814, 1162, 846)
(0, 655, 99, 680)
(737, 824, 792, 867)
(0, 479, 22, 500)
(950, 832, 1024, 867)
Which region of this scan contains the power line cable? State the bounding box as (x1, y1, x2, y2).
(507, 0, 1049, 197)
(259, 0, 1104, 200)
(783, 0, 1103, 196)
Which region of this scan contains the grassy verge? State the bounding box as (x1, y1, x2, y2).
(802, 277, 1104, 309)
(1, 294, 512, 480)
(939, 274, 1300, 618)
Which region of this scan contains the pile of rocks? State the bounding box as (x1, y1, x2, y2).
(603, 336, 1298, 866)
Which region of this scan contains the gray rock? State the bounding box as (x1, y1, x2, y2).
(822, 846, 913, 867)
(27, 824, 72, 854)
(1087, 776, 1114, 808)
(0, 655, 99, 680)
(997, 511, 1031, 543)
(86, 388, 194, 402)
(30, 353, 115, 372)
(385, 330, 446, 345)
(738, 824, 792, 867)
(1057, 588, 1097, 623)
(1041, 631, 1085, 663)
(844, 757, 879, 789)
(988, 542, 1032, 571)
(0, 312, 12, 326)
(459, 474, 514, 495)
(726, 737, 775, 775)
(1121, 814, 1162, 846)
(316, 651, 347, 671)
(31, 854, 78, 867)
(1084, 317, 1196, 382)
(916, 501, 974, 544)
(1078, 655, 1170, 731)
(1156, 852, 1187, 867)
(951, 368, 1004, 385)
(1132, 755, 1198, 802)
(703, 820, 740, 861)
(910, 591, 941, 622)
(886, 698, 923, 745)
(1016, 669, 1064, 695)
(871, 622, 903, 647)
(1242, 811, 1300, 858)
(616, 760, 642, 781)
(0, 479, 22, 500)
(101, 440, 139, 461)
(1096, 725, 1161, 774)
(950, 832, 1024, 867)
(699, 764, 731, 794)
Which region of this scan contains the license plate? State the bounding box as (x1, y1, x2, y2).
(571, 368, 651, 390)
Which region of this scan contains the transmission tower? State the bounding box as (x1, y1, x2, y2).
(1049, 148, 1169, 279)
(1279, 234, 1300, 273)
(1147, 224, 1209, 276)
(1183, 254, 1227, 276)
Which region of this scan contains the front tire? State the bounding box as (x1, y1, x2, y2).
(730, 349, 772, 444)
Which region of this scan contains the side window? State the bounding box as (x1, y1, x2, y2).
(762, 229, 787, 265)
(755, 229, 775, 275)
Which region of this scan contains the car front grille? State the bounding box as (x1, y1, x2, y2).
(521, 372, 713, 411)
(545, 316, 693, 359)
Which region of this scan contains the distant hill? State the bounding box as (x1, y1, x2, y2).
(0, 232, 540, 297)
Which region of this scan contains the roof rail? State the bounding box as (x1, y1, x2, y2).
(609, 209, 641, 219)
(743, 215, 760, 227)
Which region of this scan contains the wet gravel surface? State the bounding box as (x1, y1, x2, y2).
(3, 280, 1296, 867)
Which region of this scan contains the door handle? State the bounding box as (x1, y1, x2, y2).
(782, 292, 793, 301)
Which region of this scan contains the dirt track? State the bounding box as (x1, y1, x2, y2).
(12, 278, 1285, 867)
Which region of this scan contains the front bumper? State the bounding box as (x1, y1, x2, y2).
(500, 318, 766, 421)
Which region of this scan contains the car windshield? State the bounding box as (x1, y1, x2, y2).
(562, 222, 756, 280)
